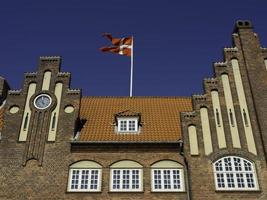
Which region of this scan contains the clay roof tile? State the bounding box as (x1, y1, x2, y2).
(78, 96, 192, 142)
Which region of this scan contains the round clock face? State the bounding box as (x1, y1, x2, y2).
(34, 94, 52, 109)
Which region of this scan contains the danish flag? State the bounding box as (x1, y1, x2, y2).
(100, 33, 132, 57)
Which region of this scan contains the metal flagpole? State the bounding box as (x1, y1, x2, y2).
(130, 36, 134, 97)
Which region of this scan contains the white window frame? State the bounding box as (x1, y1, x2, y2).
(110, 169, 143, 192)
(213, 156, 259, 191)
(151, 169, 185, 192)
(117, 117, 138, 133)
(68, 168, 102, 192)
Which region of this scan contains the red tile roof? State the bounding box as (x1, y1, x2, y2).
(78, 97, 192, 142)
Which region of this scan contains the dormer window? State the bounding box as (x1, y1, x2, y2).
(118, 118, 138, 132)
(115, 110, 141, 134)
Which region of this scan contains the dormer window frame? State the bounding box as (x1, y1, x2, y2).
(114, 110, 141, 134)
(117, 117, 139, 133)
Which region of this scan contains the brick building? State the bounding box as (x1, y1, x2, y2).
(0, 20, 267, 199)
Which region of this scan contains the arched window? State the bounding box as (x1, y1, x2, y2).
(110, 160, 143, 192)
(213, 156, 258, 190)
(151, 160, 185, 192)
(68, 161, 102, 192)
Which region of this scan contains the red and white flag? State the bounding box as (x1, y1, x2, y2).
(100, 33, 132, 57)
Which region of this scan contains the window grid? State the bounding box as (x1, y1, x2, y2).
(213, 156, 258, 190)
(111, 169, 142, 191)
(118, 118, 138, 133)
(152, 169, 183, 192)
(69, 169, 101, 192)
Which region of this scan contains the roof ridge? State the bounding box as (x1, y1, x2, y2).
(81, 96, 191, 99)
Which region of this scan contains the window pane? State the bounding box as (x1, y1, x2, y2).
(244, 160, 252, 171)
(216, 173, 225, 188)
(112, 170, 121, 189)
(246, 173, 255, 188)
(173, 170, 181, 189)
(118, 119, 138, 133)
(152, 169, 183, 191)
(236, 173, 245, 188)
(215, 160, 223, 171)
(129, 120, 136, 131)
(132, 170, 140, 189)
(69, 169, 101, 191)
(90, 170, 99, 190)
(81, 170, 89, 189)
(122, 170, 130, 189)
(226, 173, 235, 188)
(120, 121, 127, 131)
(214, 156, 257, 190)
(224, 157, 233, 171)
(111, 169, 141, 191)
(233, 157, 242, 171)
(163, 170, 171, 189)
(154, 170, 162, 189)
(71, 170, 80, 189)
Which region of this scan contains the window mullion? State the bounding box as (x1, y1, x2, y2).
(161, 170, 164, 190)
(127, 120, 129, 132)
(88, 169, 91, 191)
(129, 169, 132, 190)
(120, 170, 123, 190)
(241, 160, 248, 189)
(152, 169, 155, 191)
(170, 170, 174, 190)
(97, 169, 100, 191)
(233, 172, 238, 190)
(232, 157, 237, 190)
(78, 169, 82, 190)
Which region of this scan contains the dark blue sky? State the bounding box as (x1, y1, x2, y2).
(0, 1, 267, 96)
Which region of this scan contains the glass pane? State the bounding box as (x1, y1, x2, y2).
(90, 170, 99, 190)
(154, 170, 162, 189)
(122, 170, 130, 189)
(163, 170, 171, 189)
(80, 170, 89, 189)
(71, 170, 80, 190)
(236, 173, 245, 188)
(226, 173, 235, 188)
(132, 170, 140, 189)
(246, 173, 255, 188)
(172, 170, 181, 189)
(216, 173, 225, 188)
(113, 170, 121, 189)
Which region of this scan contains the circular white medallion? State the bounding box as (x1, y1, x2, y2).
(34, 94, 52, 110)
(64, 105, 74, 113)
(9, 105, 20, 114)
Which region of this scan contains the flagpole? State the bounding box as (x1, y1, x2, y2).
(130, 36, 134, 97)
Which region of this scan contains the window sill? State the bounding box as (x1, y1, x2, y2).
(151, 190, 186, 193)
(109, 190, 144, 193)
(67, 190, 102, 193)
(215, 189, 261, 193)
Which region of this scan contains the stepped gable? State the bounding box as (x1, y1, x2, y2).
(78, 96, 192, 142)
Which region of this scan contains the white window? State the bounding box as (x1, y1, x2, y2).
(151, 160, 185, 192)
(110, 160, 143, 192)
(213, 156, 258, 191)
(118, 117, 138, 133)
(68, 161, 102, 192)
(111, 169, 142, 191)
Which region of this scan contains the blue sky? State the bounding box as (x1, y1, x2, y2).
(0, 1, 267, 96)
